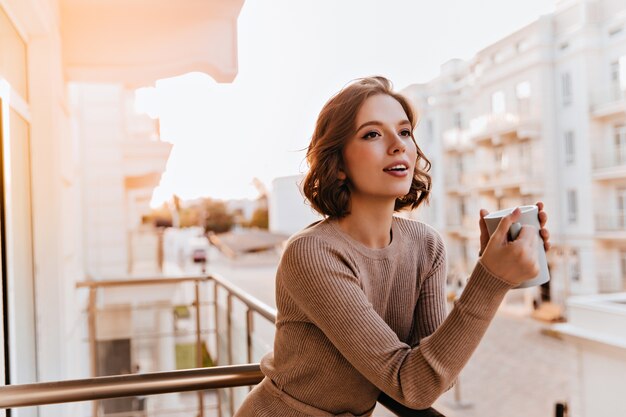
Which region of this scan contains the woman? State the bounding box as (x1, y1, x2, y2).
(235, 76, 551, 416)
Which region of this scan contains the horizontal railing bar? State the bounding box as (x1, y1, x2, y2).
(0, 364, 263, 409)
(76, 273, 276, 322)
(77, 275, 209, 288)
(210, 273, 277, 322)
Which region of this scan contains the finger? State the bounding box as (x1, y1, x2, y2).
(540, 228, 551, 251)
(479, 209, 489, 235)
(492, 207, 521, 242)
(516, 224, 539, 247)
(479, 209, 490, 255)
(536, 201, 544, 211)
(539, 211, 548, 228)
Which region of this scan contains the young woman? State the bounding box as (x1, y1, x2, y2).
(235, 76, 551, 417)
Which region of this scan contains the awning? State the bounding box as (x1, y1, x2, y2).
(60, 0, 245, 86)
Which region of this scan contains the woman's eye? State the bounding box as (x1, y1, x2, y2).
(400, 129, 412, 137)
(362, 131, 380, 139)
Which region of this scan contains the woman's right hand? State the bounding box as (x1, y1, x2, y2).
(479, 207, 540, 286)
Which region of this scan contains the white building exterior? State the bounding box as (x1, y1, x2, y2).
(269, 174, 322, 236)
(404, 0, 626, 310)
(0, 1, 245, 416)
(70, 84, 172, 278)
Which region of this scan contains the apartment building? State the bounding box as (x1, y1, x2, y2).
(405, 0, 626, 309)
(0, 1, 245, 415)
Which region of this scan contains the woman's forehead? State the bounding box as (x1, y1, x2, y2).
(356, 94, 409, 125)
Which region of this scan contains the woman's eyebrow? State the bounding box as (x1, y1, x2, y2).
(356, 119, 410, 132)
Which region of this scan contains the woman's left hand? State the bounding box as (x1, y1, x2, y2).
(478, 201, 551, 257)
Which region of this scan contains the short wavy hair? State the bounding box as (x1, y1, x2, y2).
(302, 76, 432, 218)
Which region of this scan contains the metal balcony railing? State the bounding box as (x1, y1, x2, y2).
(595, 212, 626, 232)
(593, 144, 626, 170)
(0, 273, 446, 417)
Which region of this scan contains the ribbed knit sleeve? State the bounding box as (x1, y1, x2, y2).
(410, 233, 448, 346)
(280, 235, 513, 410)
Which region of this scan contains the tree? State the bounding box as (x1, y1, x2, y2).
(247, 207, 269, 229)
(203, 199, 234, 234)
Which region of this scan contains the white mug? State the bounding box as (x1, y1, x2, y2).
(483, 205, 550, 289)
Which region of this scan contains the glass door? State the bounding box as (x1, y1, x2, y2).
(1, 81, 38, 417)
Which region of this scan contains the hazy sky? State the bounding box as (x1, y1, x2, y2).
(139, 0, 557, 205)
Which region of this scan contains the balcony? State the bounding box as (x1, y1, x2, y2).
(595, 212, 626, 240)
(442, 128, 472, 153)
(589, 88, 626, 119)
(446, 214, 477, 238)
(592, 144, 626, 181)
(444, 170, 473, 194)
(474, 166, 543, 196)
(551, 293, 626, 416)
(0, 273, 446, 417)
(468, 113, 540, 145)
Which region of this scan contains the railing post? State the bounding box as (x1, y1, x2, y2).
(227, 294, 234, 415)
(213, 280, 222, 417)
(87, 287, 99, 417)
(194, 281, 205, 417)
(246, 308, 254, 364)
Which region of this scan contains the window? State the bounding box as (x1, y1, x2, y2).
(453, 112, 462, 129)
(519, 142, 531, 173)
(570, 249, 580, 282)
(561, 73, 572, 106)
(564, 131, 575, 165)
(620, 251, 626, 290)
(567, 189, 578, 223)
(0, 5, 29, 100)
(610, 57, 626, 99)
(516, 81, 531, 116)
(617, 188, 626, 229)
(426, 119, 434, 140)
(491, 90, 506, 114)
(615, 124, 626, 164)
(516, 39, 530, 53)
(516, 81, 531, 99)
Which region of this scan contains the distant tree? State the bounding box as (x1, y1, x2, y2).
(145, 203, 173, 228)
(203, 199, 235, 234)
(179, 206, 201, 228)
(247, 207, 269, 229)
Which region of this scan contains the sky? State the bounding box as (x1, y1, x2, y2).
(138, 0, 558, 206)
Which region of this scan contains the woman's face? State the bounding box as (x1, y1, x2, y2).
(341, 94, 417, 203)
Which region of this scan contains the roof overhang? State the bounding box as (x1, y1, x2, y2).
(60, 0, 245, 87)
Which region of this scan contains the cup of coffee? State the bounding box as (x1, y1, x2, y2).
(483, 205, 550, 289)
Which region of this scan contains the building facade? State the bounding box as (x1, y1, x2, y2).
(405, 0, 626, 310)
(0, 1, 245, 416)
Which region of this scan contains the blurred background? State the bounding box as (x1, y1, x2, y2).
(1, 0, 625, 416)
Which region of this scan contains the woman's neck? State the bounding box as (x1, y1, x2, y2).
(336, 196, 395, 249)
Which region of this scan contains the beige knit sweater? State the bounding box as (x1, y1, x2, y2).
(235, 217, 513, 417)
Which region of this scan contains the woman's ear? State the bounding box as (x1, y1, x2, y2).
(338, 170, 347, 180)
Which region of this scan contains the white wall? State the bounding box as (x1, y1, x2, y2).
(269, 175, 322, 236)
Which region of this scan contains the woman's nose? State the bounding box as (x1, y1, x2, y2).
(388, 135, 406, 154)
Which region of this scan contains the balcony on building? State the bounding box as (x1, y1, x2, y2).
(445, 211, 476, 239)
(442, 127, 473, 153)
(592, 143, 626, 180)
(589, 87, 626, 119)
(551, 293, 626, 417)
(595, 210, 626, 240)
(473, 154, 543, 197)
(468, 112, 541, 146)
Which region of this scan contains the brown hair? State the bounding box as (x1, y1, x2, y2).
(302, 76, 431, 218)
